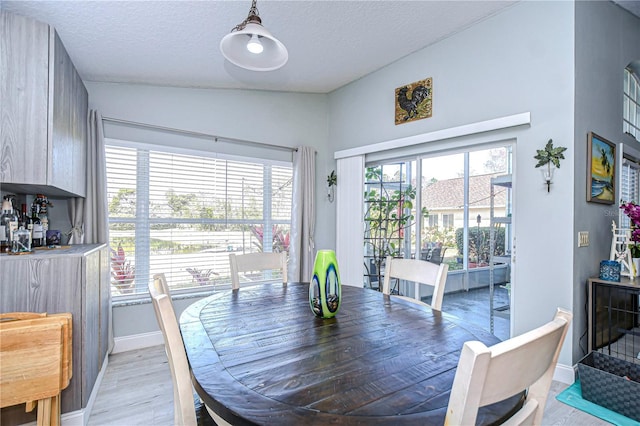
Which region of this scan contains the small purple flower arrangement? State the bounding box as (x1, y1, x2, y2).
(620, 201, 640, 257)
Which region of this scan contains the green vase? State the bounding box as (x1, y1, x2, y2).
(309, 249, 341, 318)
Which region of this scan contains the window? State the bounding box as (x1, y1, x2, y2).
(443, 213, 454, 228)
(624, 67, 640, 141)
(428, 214, 439, 228)
(106, 142, 292, 298)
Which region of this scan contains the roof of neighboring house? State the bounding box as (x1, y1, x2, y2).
(423, 173, 508, 211)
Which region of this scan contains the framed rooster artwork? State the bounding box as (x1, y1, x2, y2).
(395, 77, 433, 125)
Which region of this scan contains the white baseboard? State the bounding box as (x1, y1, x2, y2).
(112, 330, 164, 353)
(553, 362, 576, 384)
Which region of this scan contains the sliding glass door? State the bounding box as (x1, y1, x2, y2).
(363, 145, 513, 339)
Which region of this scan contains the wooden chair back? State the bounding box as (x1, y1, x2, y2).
(229, 252, 288, 290)
(445, 308, 572, 426)
(148, 280, 198, 426)
(382, 255, 449, 310)
(0, 313, 72, 426)
(152, 273, 171, 298)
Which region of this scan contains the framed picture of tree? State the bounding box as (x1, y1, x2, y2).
(587, 132, 616, 204)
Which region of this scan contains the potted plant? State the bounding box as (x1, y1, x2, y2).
(363, 166, 427, 289)
(110, 242, 135, 294)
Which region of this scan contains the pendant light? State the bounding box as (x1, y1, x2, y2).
(220, 0, 288, 72)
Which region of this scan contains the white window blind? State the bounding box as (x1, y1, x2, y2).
(106, 144, 292, 298)
(620, 157, 640, 229)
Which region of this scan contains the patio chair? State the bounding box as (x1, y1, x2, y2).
(382, 255, 448, 310)
(427, 247, 448, 264)
(229, 252, 288, 290)
(445, 307, 572, 425)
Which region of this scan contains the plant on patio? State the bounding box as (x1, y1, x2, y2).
(249, 224, 290, 253)
(186, 268, 219, 286)
(364, 166, 427, 289)
(110, 242, 135, 294)
(455, 226, 505, 266)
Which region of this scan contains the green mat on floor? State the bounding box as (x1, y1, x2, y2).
(556, 380, 640, 426)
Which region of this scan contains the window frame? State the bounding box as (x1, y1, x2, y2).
(624, 67, 640, 141)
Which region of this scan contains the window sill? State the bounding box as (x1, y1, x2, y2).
(111, 285, 221, 308)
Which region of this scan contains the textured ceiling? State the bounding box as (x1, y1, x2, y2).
(2, 0, 520, 93)
(2, 1, 638, 94)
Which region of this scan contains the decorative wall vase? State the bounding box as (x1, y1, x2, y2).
(309, 249, 341, 318)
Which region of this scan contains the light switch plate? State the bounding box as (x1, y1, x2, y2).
(578, 231, 589, 247)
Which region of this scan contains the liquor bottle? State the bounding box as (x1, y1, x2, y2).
(0, 195, 19, 253)
(20, 203, 33, 248)
(31, 204, 43, 248)
(35, 194, 50, 243)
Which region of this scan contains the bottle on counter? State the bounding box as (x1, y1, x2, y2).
(30, 204, 43, 248)
(35, 194, 51, 244)
(0, 195, 19, 253)
(20, 203, 33, 248)
(12, 226, 31, 253)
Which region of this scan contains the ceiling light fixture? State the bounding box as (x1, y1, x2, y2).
(220, 0, 288, 72)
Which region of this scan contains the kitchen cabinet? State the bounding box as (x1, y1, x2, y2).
(1, 11, 87, 198)
(0, 244, 110, 424)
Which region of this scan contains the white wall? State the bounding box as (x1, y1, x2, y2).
(327, 1, 576, 366)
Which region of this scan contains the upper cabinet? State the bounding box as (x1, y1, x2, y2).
(1, 11, 87, 198)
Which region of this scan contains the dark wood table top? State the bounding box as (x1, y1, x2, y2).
(179, 282, 522, 425)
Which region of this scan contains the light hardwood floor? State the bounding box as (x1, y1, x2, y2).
(88, 345, 611, 426)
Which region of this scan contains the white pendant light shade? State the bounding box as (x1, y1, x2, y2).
(220, 2, 288, 72)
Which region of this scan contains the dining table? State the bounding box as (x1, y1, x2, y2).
(179, 282, 523, 425)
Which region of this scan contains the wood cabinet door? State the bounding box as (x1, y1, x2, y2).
(29, 256, 84, 413)
(0, 11, 49, 185)
(50, 31, 88, 197)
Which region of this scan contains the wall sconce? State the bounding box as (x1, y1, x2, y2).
(327, 170, 337, 203)
(540, 163, 556, 192)
(534, 139, 566, 193)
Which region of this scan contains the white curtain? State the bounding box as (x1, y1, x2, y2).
(290, 146, 316, 281)
(68, 109, 112, 352)
(68, 110, 109, 244)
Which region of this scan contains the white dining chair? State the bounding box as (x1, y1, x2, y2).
(153, 273, 172, 302)
(229, 252, 288, 290)
(382, 255, 449, 310)
(148, 278, 230, 426)
(444, 307, 572, 426)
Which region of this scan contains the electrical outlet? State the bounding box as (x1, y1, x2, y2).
(578, 231, 589, 247)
